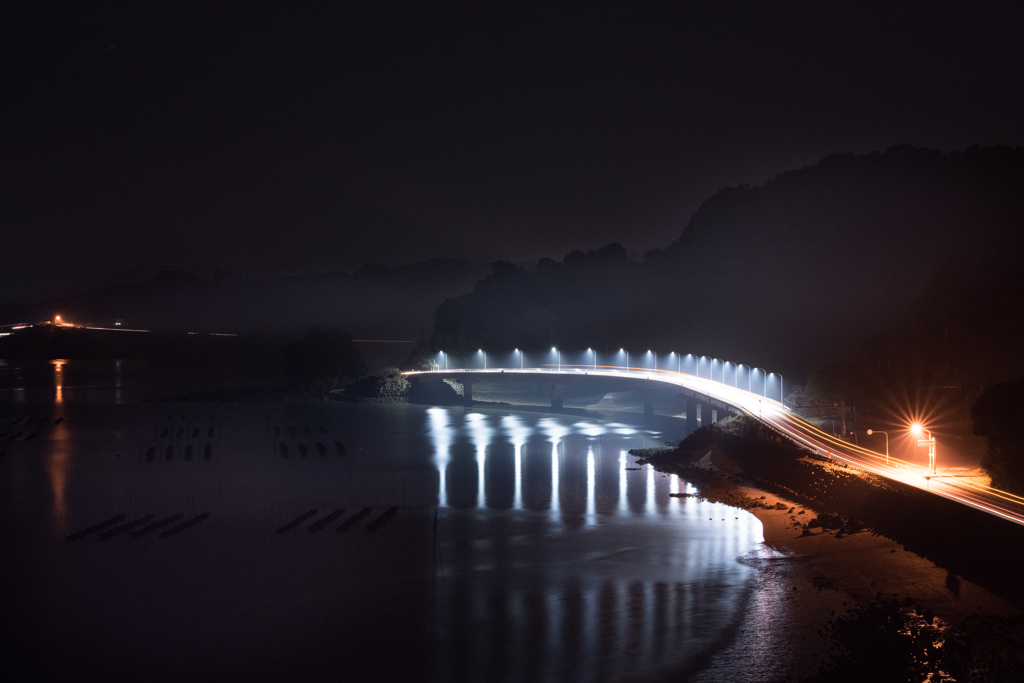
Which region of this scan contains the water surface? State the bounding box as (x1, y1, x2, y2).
(0, 360, 777, 681)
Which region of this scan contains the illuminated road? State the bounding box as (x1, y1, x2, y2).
(407, 365, 1024, 527)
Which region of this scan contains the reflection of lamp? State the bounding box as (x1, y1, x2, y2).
(53, 360, 64, 404)
(911, 423, 936, 475)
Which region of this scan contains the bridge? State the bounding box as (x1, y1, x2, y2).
(406, 363, 1024, 527)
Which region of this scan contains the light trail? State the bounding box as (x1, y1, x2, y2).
(406, 365, 1024, 527)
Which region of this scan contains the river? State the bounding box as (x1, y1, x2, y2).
(0, 360, 788, 681)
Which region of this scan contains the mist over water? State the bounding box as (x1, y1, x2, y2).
(0, 360, 782, 681)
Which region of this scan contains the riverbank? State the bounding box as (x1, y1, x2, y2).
(633, 420, 1024, 681)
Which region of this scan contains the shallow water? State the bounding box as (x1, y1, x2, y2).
(0, 360, 780, 681)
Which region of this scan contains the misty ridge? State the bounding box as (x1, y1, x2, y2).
(0, 258, 488, 341)
(4, 145, 1023, 384)
(431, 145, 1024, 380)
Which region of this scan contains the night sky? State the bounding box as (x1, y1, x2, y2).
(5, 1, 1024, 302)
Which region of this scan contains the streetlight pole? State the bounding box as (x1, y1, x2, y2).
(866, 429, 889, 465)
(479, 349, 486, 370)
(912, 423, 936, 475)
(516, 348, 523, 370)
(588, 348, 596, 371)
(552, 347, 560, 372)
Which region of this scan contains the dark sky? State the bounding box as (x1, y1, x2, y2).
(4, 1, 1024, 302)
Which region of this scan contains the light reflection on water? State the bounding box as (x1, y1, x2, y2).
(429, 406, 702, 518)
(425, 406, 770, 682)
(0, 363, 782, 682)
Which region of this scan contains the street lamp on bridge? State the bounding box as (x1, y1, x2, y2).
(911, 423, 936, 475)
(439, 350, 448, 371)
(515, 348, 523, 369)
(669, 352, 680, 373)
(738, 364, 750, 392)
(552, 347, 561, 372)
(587, 348, 596, 371)
(648, 350, 657, 373)
(866, 429, 889, 465)
(478, 349, 487, 370)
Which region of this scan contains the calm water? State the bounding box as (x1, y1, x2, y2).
(0, 360, 787, 681)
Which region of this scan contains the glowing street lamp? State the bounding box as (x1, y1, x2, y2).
(439, 350, 448, 371)
(552, 347, 560, 372)
(737, 364, 750, 392)
(866, 429, 889, 465)
(911, 423, 936, 475)
(648, 350, 657, 372)
(669, 352, 680, 373)
(753, 368, 767, 397)
(478, 349, 487, 370)
(587, 348, 596, 371)
(514, 348, 523, 369)
(620, 348, 629, 372)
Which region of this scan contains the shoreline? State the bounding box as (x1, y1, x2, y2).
(633, 436, 1017, 680)
(691, 484, 1012, 681)
(744, 485, 1010, 626)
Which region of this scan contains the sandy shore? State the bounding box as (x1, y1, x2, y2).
(706, 484, 1014, 680)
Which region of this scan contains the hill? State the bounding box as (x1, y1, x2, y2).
(430, 146, 1024, 379)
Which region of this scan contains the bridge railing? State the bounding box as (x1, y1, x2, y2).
(405, 365, 788, 415)
(423, 350, 785, 405)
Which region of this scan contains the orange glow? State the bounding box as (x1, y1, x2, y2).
(910, 422, 923, 436)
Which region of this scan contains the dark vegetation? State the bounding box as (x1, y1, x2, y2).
(341, 367, 412, 403)
(972, 380, 1024, 494)
(337, 372, 465, 406)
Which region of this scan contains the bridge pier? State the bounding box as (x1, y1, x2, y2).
(643, 387, 654, 417)
(463, 379, 474, 403)
(551, 383, 564, 411)
(686, 399, 697, 432)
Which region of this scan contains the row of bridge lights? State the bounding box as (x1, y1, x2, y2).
(436, 348, 783, 401)
(436, 350, 936, 475)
